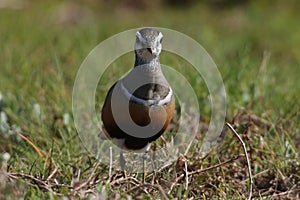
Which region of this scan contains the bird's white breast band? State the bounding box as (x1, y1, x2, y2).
(120, 82, 173, 106)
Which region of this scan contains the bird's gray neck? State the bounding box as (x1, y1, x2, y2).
(134, 54, 161, 74)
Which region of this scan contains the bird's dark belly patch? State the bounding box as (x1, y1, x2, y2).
(132, 83, 169, 101)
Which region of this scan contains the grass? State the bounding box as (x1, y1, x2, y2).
(0, 0, 299, 199)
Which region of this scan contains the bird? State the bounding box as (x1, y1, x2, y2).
(101, 28, 175, 182)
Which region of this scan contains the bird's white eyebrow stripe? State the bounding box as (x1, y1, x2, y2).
(120, 82, 172, 106)
(136, 31, 142, 38)
(157, 32, 163, 40)
(136, 31, 145, 43)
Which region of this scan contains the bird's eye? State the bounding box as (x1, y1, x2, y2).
(159, 38, 163, 43)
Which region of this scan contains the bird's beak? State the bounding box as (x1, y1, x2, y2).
(141, 47, 157, 59)
(147, 48, 153, 54)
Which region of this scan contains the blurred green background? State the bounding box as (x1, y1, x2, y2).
(1, 0, 299, 117)
(0, 0, 299, 199)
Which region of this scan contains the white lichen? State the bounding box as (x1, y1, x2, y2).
(63, 113, 70, 126)
(33, 103, 41, 119)
(63, 113, 71, 132)
(0, 111, 9, 133)
(2, 152, 11, 161)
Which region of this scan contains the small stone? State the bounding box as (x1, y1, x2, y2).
(0, 111, 7, 123)
(2, 152, 11, 161)
(63, 113, 70, 126)
(33, 103, 41, 119)
(0, 111, 9, 133)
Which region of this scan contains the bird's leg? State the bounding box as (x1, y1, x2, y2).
(151, 143, 157, 184)
(119, 149, 127, 178)
(142, 145, 151, 183)
(142, 151, 147, 183)
(152, 143, 157, 170)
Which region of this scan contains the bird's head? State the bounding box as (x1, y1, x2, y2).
(135, 28, 163, 60)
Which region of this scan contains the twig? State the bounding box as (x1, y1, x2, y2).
(249, 114, 272, 129)
(188, 154, 243, 176)
(124, 182, 150, 195)
(157, 161, 174, 173)
(154, 180, 169, 200)
(168, 174, 184, 194)
(184, 158, 189, 191)
(242, 169, 269, 183)
(167, 154, 243, 195)
(7, 172, 63, 195)
(74, 161, 101, 191)
(271, 187, 299, 198)
(77, 168, 81, 181)
(18, 132, 49, 167)
(110, 176, 140, 186)
(47, 167, 58, 181)
(226, 122, 253, 200)
(109, 146, 112, 178)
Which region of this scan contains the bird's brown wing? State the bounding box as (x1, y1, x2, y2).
(101, 82, 175, 150)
